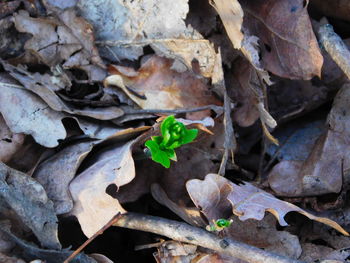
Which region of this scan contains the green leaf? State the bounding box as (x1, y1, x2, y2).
(182, 129, 198, 144)
(145, 140, 170, 168)
(164, 148, 177, 161)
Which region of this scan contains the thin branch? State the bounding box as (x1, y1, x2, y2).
(64, 213, 122, 263)
(318, 21, 350, 80)
(123, 105, 224, 115)
(113, 212, 304, 263)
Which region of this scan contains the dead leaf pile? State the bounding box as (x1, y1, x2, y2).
(1, 0, 350, 262)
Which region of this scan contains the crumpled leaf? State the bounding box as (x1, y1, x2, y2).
(0, 114, 25, 163)
(78, 0, 218, 78)
(269, 84, 350, 197)
(69, 140, 135, 237)
(0, 163, 60, 249)
(0, 221, 96, 263)
(104, 55, 221, 119)
(0, 73, 66, 148)
(186, 174, 349, 236)
(241, 0, 323, 80)
(14, 9, 104, 73)
(0, 61, 123, 120)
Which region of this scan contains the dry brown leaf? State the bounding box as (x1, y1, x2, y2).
(0, 73, 67, 148)
(69, 140, 135, 237)
(241, 0, 323, 80)
(13, 9, 104, 72)
(269, 84, 350, 197)
(151, 184, 206, 227)
(0, 163, 61, 249)
(33, 141, 95, 215)
(187, 174, 349, 236)
(0, 114, 25, 163)
(104, 55, 221, 119)
(210, 0, 244, 49)
(78, 0, 218, 78)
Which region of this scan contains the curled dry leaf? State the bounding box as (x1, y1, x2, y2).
(186, 174, 349, 236)
(78, 0, 217, 78)
(0, 73, 67, 148)
(104, 55, 221, 119)
(1, 61, 123, 120)
(69, 140, 135, 237)
(241, 0, 323, 80)
(0, 114, 25, 163)
(0, 163, 60, 249)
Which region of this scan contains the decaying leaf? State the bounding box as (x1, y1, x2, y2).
(0, 221, 96, 263)
(14, 9, 104, 73)
(210, 0, 244, 49)
(33, 141, 96, 214)
(78, 0, 218, 78)
(0, 114, 25, 163)
(69, 140, 135, 237)
(0, 73, 67, 148)
(186, 174, 349, 236)
(0, 163, 60, 249)
(241, 0, 323, 80)
(269, 84, 350, 197)
(104, 55, 221, 119)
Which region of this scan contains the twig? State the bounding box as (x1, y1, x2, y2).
(318, 22, 350, 80)
(64, 213, 122, 263)
(123, 105, 224, 115)
(113, 212, 304, 263)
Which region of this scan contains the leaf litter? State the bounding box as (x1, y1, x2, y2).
(1, 0, 350, 262)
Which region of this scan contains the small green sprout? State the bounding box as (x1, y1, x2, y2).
(145, 115, 198, 168)
(206, 219, 233, 232)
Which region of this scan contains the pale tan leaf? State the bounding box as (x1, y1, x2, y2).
(69, 140, 135, 237)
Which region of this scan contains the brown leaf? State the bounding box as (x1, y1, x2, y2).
(269, 84, 350, 196)
(104, 55, 221, 119)
(69, 140, 135, 237)
(0, 73, 67, 148)
(33, 141, 95, 214)
(210, 0, 244, 49)
(13, 9, 104, 71)
(0, 114, 25, 163)
(0, 163, 60, 249)
(241, 0, 323, 80)
(187, 174, 349, 236)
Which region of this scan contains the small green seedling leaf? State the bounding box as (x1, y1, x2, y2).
(206, 219, 233, 232)
(145, 115, 198, 168)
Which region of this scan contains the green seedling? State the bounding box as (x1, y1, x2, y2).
(206, 219, 233, 232)
(145, 115, 198, 168)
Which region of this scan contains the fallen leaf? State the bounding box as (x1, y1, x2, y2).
(0, 163, 60, 249)
(210, 0, 244, 49)
(69, 140, 135, 237)
(269, 84, 350, 196)
(241, 0, 323, 80)
(0, 221, 96, 263)
(33, 141, 95, 214)
(0, 114, 25, 163)
(0, 73, 66, 148)
(151, 184, 205, 227)
(105, 55, 221, 119)
(1, 62, 123, 120)
(0, 1, 20, 19)
(78, 0, 218, 78)
(186, 174, 349, 236)
(14, 9, 104, 71)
